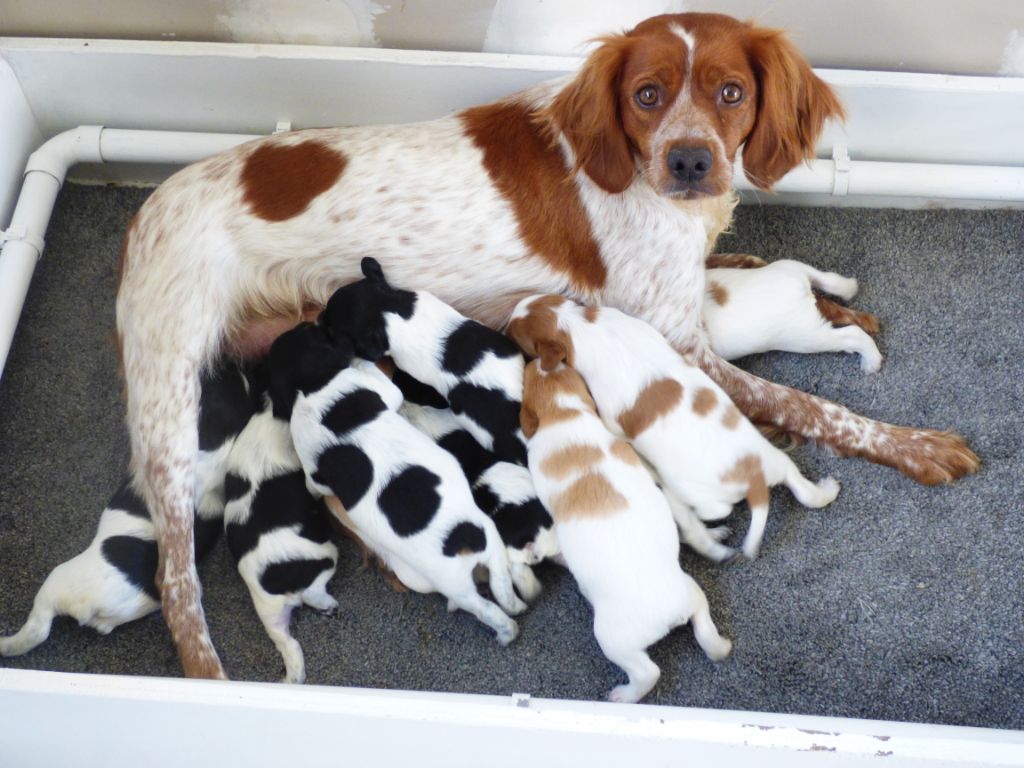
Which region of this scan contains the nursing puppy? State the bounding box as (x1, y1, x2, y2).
(510, 296, 840, 559)
(0, 365, 252, 656)
(223, 382, 338, 684)
(521, 348, 731, 703)
(321, 257, 528, 465)
(704, 259, 882, 372)
(399, 398, 557, 602)
(268, 323, 526, 644)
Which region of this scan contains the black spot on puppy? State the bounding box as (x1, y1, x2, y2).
(491, 498, 553, 550)
(442, 522, 487, 556)
(226, 471, 324, 558)
(101, 536, 160, 601)
(442, 320, 521, 377)
(448, 383, 527, 465)
(224, 473, 252, 504)
(108, 479, 150, 520)
(378, 465, 442, 537)
(313, 444, 374, 511)
(259, 558, 335, 596)
(194, 515, 223, 562)
(323, 389, 388, 437)
(198, 363, 254, 451)
(392, 368, 449, 409)
(438, 429, 498, 485)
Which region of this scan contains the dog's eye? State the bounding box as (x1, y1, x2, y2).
(720, 83, 744, 105)
(635, 85, 660, 109)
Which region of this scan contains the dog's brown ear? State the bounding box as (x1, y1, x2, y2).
(741, 25, 845, 190)
(538, 340, 567, 372)
(545, 36, 635, 194)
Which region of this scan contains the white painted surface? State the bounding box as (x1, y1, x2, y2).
(2, 0, 1024, 75)
(0, 57, 41, 225)
(1001, 29, 1024, 76)
(482, 0, 684, 55)
(1, 669, 1023, 768)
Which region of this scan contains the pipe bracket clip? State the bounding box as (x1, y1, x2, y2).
(0, 225, 45, 257)
(831, 144, 851, 196)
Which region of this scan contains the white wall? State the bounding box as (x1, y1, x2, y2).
(1, 0, 1022, 76)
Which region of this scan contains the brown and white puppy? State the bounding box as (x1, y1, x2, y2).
(520, 345, 731, 703)
(704, 259, 882, 372)
(115, 12, 974, 677)
(510, 295, 841, 559)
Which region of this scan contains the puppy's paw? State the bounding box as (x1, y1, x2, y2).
(496, 619, 519, 647)
(705, 636, 733, 662)
(860, 350, 883, 374)
(708, 525, 732, 542)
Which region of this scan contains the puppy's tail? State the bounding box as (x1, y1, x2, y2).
(0, 569, 64, 656)
(741, 470, 772, 560)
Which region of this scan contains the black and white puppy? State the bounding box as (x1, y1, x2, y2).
(268, 323, 526, 645)
(320, 257, 528, 465)
(394, 370, 557, 602)
(223, 370, 338, 685)
(0, 364, 253, 656)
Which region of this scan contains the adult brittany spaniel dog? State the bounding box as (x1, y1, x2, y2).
(116, 12, 978, 678)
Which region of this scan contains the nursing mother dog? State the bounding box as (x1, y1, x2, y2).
(116, 12, 978, 678)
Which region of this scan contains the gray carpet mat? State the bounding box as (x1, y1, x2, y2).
(0, 183, 1021, 729)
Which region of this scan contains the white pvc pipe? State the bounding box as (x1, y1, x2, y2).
(0, 126, 260, 377)
(736, 157, 1024, 200)
(2, 126, 1024, 381)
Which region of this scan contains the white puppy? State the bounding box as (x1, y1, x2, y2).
(703, 259, 882, 372)
(268, 323, 526, 645)
(223, 392, 339, 684)
(520, 350, 732, 703)
(509, 296, 840, 559)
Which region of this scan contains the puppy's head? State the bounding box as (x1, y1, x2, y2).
(519, 345, 596, 440)
(541, 12, 844, 197)
(507, 294, 576, 368)
(267, 322, 354, 419)
(320, 257, 416, 361)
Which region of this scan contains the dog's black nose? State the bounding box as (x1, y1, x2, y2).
(668, 146, 713, 183)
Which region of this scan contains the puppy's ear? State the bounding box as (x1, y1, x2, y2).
(520, 403, 540, 440)
(355, 323, 390, 362)
(538, 340, 566, 372)
(544, 36, 635, 194)
(741, 25, 845, 190)
(505, 317, 537, 358)
(361, 257, 387, 284)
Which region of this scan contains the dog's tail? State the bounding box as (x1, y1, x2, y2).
(0, 564, 67, 656)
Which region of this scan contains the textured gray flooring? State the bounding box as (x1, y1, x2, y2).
(0, 183, 1021, 729)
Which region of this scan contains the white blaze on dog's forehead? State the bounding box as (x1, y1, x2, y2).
(670, 23, 696, 59)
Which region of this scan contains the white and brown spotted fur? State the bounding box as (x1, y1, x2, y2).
(704, 259, 882, 371)
(510, 295, 841, 559)
(116, 13, 977, 676)
(520, 351, 731, 703)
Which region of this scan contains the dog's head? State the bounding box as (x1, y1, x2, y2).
(542, 12, 844, 197)
(267, 321, 354, 419)
(320, 257, 416, 361)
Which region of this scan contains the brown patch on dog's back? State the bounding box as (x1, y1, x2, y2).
(721, 405, 742, 430)
(618, 378, 683, 438)
(540, 444, 604, 479)
(692, 387, 718, 417)
(721, 454, 770, 508)
(241, 140, 347, 222)
(610, 439, 642, 466)
(551, 473, 628, 522)
(707, 281, 729, 306)
(460, 102, 607, 292)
